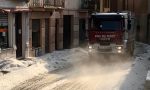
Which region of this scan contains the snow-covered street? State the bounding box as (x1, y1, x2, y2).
(0, 42, 150, 90)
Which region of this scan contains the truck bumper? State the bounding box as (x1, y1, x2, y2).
(88, 44, 125, 54)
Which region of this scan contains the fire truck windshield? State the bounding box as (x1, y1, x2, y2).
(100, 21, 122, 31)
(91, 15, 123, 31)
(92, 20, 122, 31)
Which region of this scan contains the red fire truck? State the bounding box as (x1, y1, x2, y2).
(88, 12, 135, 56)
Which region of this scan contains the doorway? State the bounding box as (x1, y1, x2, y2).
(63, 15, 72, 49)
(79, 19, 86, 46)
(55, 18, 59, 50)
(147, 15, 150, 44)
(15, 13, 22, 58)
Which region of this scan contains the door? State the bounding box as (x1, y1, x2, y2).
(79, 19, 86, 46)
(15, 13, 22, 58)
(32, 19, 40, 48)
(63, 15, 72, 49)
(45, 19, 49, 53)
(147, 15, 150, 44)
(55, 18, 59, 50)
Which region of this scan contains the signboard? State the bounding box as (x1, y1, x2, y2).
(95, 34, 116, 41)
(0, 29, 7, 32)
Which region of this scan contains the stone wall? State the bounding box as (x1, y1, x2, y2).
(49, 17, 56, 52)
(65, 0, 80, 10)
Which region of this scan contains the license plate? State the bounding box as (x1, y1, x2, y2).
(98, 46, 112, 52)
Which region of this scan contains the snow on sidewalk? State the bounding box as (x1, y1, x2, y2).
(0, 42, 150, 90)
(0, 58, 37, 74)
(119, 42, 150, 90)
(0, 63, 48, 90)
(0, 48, 88, 90)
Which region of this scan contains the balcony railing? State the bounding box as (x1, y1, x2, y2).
(80, 0, 100, 11)
(80, 0, 89, 9)
(28, 0, 64, 8)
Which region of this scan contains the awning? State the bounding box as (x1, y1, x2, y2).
(0, 9, 11, 13)
(0, 8, 30, 13)
(12, 8, 30, 12)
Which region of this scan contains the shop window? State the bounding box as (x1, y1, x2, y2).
(0, 13, 8, 49)
(32, 19, 40, 48)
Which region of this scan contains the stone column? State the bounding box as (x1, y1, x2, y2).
(49, 16, 56, 52)
(100, 0, 104, 12)
(41, 19, 45, 54)
(7, 13, 16, 58)
(23, 12, 30, 58)
(58, 11, 63, 49)
(8, 13, 13, 48)
(117, 0, 124, 11)
(73, 12, 79, 47)
(29, 18, 33, 57)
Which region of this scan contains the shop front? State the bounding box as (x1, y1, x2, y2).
(0, 13, 9, 49)
(0, 11, 16, 59)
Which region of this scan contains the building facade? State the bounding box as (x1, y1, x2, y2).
(0, 0, 65, 58)
(27, 0, 64, 57)
(0, 0, 29, 59)
(28, 0, 89, 57)
(63, 0, 89, 48)
(0, 0, 90, 59)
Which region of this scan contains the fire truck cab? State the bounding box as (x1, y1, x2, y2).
(88, 12, 135, 56)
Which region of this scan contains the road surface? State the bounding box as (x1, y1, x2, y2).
(12, 55, 132, 90)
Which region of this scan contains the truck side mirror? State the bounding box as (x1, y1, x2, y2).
(128, 20, 131, 30)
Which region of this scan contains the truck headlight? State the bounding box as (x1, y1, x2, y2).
(117, 46, 122, 50)
(89, 46, 92, 49)
(118, 50, 122, 53)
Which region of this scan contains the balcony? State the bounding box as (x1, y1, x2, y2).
(80, 0, 88, 9)
(28, 0, 64, 9)
(80, 0, 95, 9)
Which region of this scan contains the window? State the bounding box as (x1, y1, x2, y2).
(100, 21, 122, 30)
(104, 0, 110, 8)
(91, 15, 123, 31)
(0, 13, 8, 49)
(32, 19, 40, 48)
(81, 0, 88, 9)
(93, 20, 122, 31)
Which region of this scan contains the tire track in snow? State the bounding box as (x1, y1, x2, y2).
(11, 73, 64, 90)
(50, 79, 89, 90)
(11, 65, 73, 90)
(12, 68, 129, 90)
(11, 56, 131, 90)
